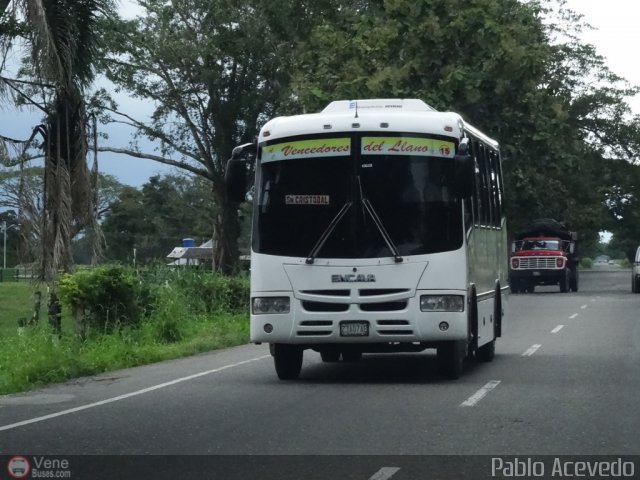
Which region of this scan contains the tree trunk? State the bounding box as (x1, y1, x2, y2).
(213, 189, 240, 275)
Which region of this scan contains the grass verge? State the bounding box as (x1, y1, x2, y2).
(0, 269, 250, 395)
(0, 312, 248, 395)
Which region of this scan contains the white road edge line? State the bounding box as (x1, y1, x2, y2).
(0, 355, 270, 432)
(551, 325, 564, 334)
(569, 313, 578, 319)
(369, 467, 401, 480)
(460, 380, 501, 407)
(522, 344, 542, 356)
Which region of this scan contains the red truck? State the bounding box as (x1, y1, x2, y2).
(509, 219, 578, 293)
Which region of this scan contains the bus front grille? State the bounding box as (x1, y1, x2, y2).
(360, 301, 407, 312)
(302, 301, 349, 312)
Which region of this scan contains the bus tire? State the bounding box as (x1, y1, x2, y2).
(494, 286, 502, 338)
(437, 341, 465, 379)
(320, 350, 340, 362)
(273, 344, 303, 380)
(466, 288, 479, 359)
(342, 351, 362, 362)
(477, 339, 495, 362)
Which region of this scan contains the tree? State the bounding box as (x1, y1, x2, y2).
(0, 209, 19, 268)
(1, 0, 116, 280)
(0, 165, 126, 264)
(100, 174, 217, 264)
(288, 0, 640, 247)
(601, 158, 640, 260)
(98, 0, 338, 273)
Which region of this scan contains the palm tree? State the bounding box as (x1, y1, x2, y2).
(2, 0, 115, 280)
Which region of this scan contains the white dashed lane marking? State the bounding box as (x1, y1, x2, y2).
(569, 313, 578, 319)
(460, 380, 501, 407)
(522, 344, 542, 356)
(551, 325, 564, 334)
(369, 467, 401, 480)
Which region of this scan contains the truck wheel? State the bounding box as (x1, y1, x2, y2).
(560, 272, 569, 293)
(570, 275, 578, 292)
(273, 344, 303, 380)
(633, 276, 640, 294)
(510, 283, 519, 294)
(437, 341, 465, 379)
(320, 351, 340, 362)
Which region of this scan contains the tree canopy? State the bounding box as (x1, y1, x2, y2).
(3, 0, 640, 268)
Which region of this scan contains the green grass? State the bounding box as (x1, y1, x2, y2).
(0, 271, 250, 395)
(0, 312, 249, 395)
(0, 282, 47, 335)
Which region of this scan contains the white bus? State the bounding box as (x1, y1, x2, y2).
(226, 99, 508, 380)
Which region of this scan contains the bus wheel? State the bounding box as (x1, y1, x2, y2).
(273, 344, 303, 380)
(437, 341, 465, 379)
(342, 351, 362, 362)
(320, 350, 340, 362)
(477, 340, 495, 362)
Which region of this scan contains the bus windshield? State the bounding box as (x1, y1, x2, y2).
(253, 135, 463, 259)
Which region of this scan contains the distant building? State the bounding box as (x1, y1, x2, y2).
(166, 238, 251, 268)
(166, 238, 214, 266)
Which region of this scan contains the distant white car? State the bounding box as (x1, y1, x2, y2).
(633, 247, 640, 293)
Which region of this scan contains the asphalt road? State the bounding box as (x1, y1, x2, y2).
(1, 266, 639, 479)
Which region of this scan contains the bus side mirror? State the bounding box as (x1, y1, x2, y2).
(225, 143, 256, 203)
(453, 153, 475, 199)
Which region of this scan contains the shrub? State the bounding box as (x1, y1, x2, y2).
(59, 265, 152, 335)
(579, 257, 593, 269)
(174, 271, 250, 313)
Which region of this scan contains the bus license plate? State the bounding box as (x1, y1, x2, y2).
(340, 321, 369, 337)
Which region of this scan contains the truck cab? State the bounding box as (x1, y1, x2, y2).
(509, 219, 578, 294)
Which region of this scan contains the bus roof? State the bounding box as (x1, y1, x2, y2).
(259, 99, 499, 149)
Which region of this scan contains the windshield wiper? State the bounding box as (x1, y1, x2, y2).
(355, 175, 403, 262)
(305, 202, 352, 264)
(361, 197, 403, 263)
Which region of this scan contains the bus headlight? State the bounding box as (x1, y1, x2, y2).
(252, 297, 290, 314)
(420, 295, 464, 312)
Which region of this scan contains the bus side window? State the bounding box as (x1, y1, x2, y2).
(489, 150, 500, 227)
(477, 142, 491, 227)
(470, 139, 482, 227)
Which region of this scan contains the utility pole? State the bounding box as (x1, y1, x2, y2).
(2, 220, 6, 270)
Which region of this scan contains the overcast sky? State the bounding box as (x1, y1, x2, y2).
(1, 0, 639, 187)
(564, 0, 640, 113)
